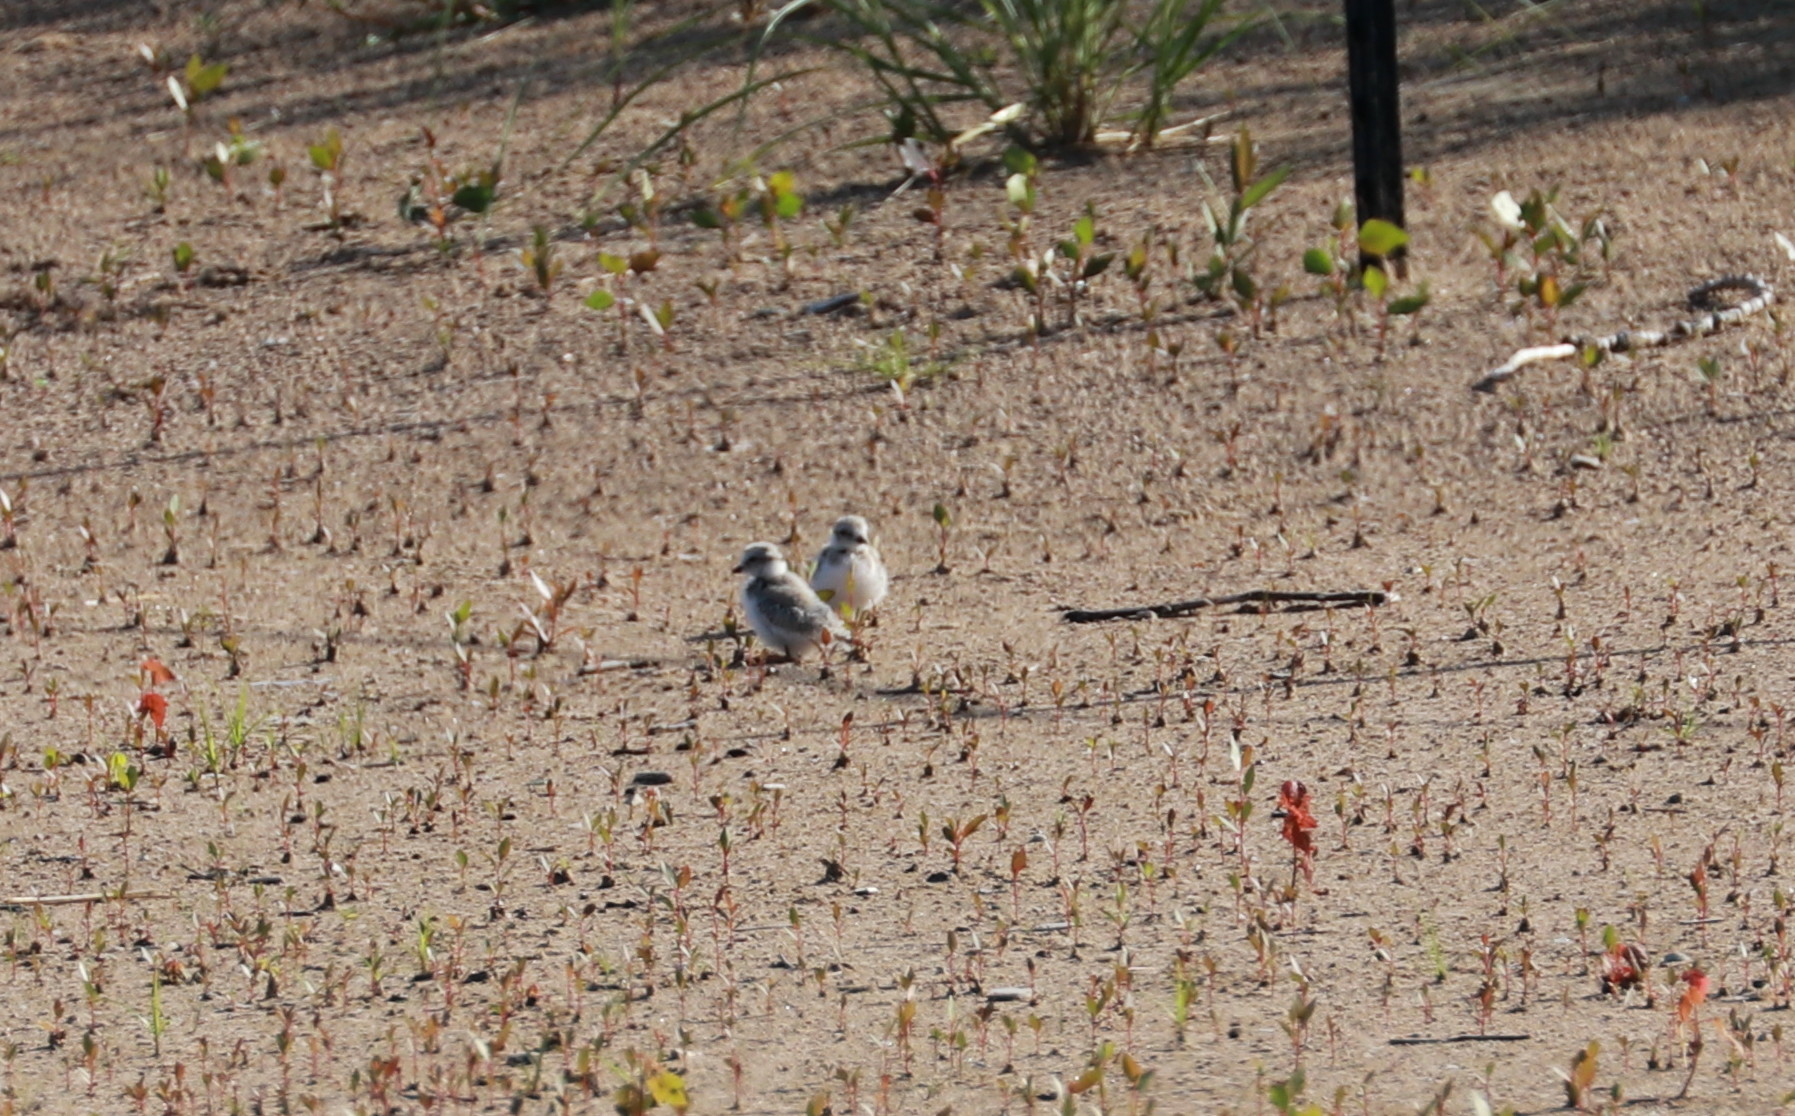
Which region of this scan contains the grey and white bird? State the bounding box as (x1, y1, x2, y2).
(810, 515, 889, 617)
(734, 542, 849, 660)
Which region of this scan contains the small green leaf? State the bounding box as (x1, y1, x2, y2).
(775, 190, 803, 220)
(1001, 146, 1036, 177)
(1302, 248, 1335, 276)
(1124, 245, 1148, 281)
(1238, 164, 1289, 212)
(654, 300, 674, 330)
(584, 289, 615, 311)
(1357, 218, 1409, 258)
(1361, 264, 1387, 299)
(1005, 173, 1034, 211)
(1082, 254, 1113, 279)
(184, 55, 228, 98)
(308, 127, 343, 171)
(1388, 286, 1430, 315)
(451, 186, 490, 213)
(172, 242, 195, 273)
(598, 252, 629, 275)
(1229, 124, 1255, 194)
(690, 207, 722, 230)
(932, 502, 951, 529)
(1073, 213, 1095, 246)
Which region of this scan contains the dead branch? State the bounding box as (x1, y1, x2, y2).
(1474, 274, 1773, 392)
(1062, 588, 1390, 624)
(1, 890, 171, 907)
(1388, 1033, 1531, 1045)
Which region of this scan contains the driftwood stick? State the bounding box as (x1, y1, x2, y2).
(1388, 1033, 1531, 1046)
(1063, 589, 1390, 624)
(1474, 274, 1773, 393)
(0, 890, 171, 907)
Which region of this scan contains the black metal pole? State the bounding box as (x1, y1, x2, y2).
(1344, 0, 1405, 275)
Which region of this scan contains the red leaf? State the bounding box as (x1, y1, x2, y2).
(137, 692, 168, 731)
(141, 657, 176, 687)
(1676, 967, 1711, 1026)
(1277, 780, 1319, 878)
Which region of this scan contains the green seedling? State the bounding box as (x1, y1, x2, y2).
(756, 169, 803, 282)
(308, 126, 345, 226)
(167, 53, 227, 117)
(520, 224, 562, 299)
(1302, 198, 1358, 315)
(171, 241, 195, 287)
(1697, 355, 1724, 416)
(825, 202, 857, 248)
(1056, 203, 1114, 327)
(617, 168, 664, 248)
(1556, 1041, 1599, 1111)
(145, 166, 171, 211)
(201, 121, 262, 190)
(856, 329, 947, 398)
(1195, 125, 1290, 337)
(1001, 146, 1056, 337)
(691, 186, 750, 265)
(932, 502, 953, 572)
(585, 249, 661, 353)
(1480, 186, 1611, 334)
(1356, 219, 1429, 357)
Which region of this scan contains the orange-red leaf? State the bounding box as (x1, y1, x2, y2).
(1676, 967, 1710, 1025)
(141, 658, 176, 687)
(136, 692, 168, 731)
(1278, 780, 1317, 848)
(1278, 779, 1319, 881)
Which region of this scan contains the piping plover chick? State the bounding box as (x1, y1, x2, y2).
(735, 542, 849, 661)
(810, 515, 889, 617)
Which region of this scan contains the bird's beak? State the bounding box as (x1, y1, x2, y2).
(731, 563, 744, 573)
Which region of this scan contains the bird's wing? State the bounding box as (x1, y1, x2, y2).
(759, 575, 848, 637)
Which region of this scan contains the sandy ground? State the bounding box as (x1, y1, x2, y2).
(3, 0, 1795, 1112)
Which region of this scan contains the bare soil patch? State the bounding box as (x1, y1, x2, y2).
(3, 1, 1795, 1112)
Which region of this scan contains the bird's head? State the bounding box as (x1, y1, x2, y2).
(734, 542, 788, 579)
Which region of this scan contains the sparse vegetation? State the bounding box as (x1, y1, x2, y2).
(2, 3, 1793, 1115)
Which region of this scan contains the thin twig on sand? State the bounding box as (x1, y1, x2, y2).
(1, 890, 171, 907)
(1388, 1033, 1531, 1046)
(1063, 588, 1390, 624)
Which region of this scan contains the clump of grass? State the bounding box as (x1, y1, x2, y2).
(768, 0, 1249, 150)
